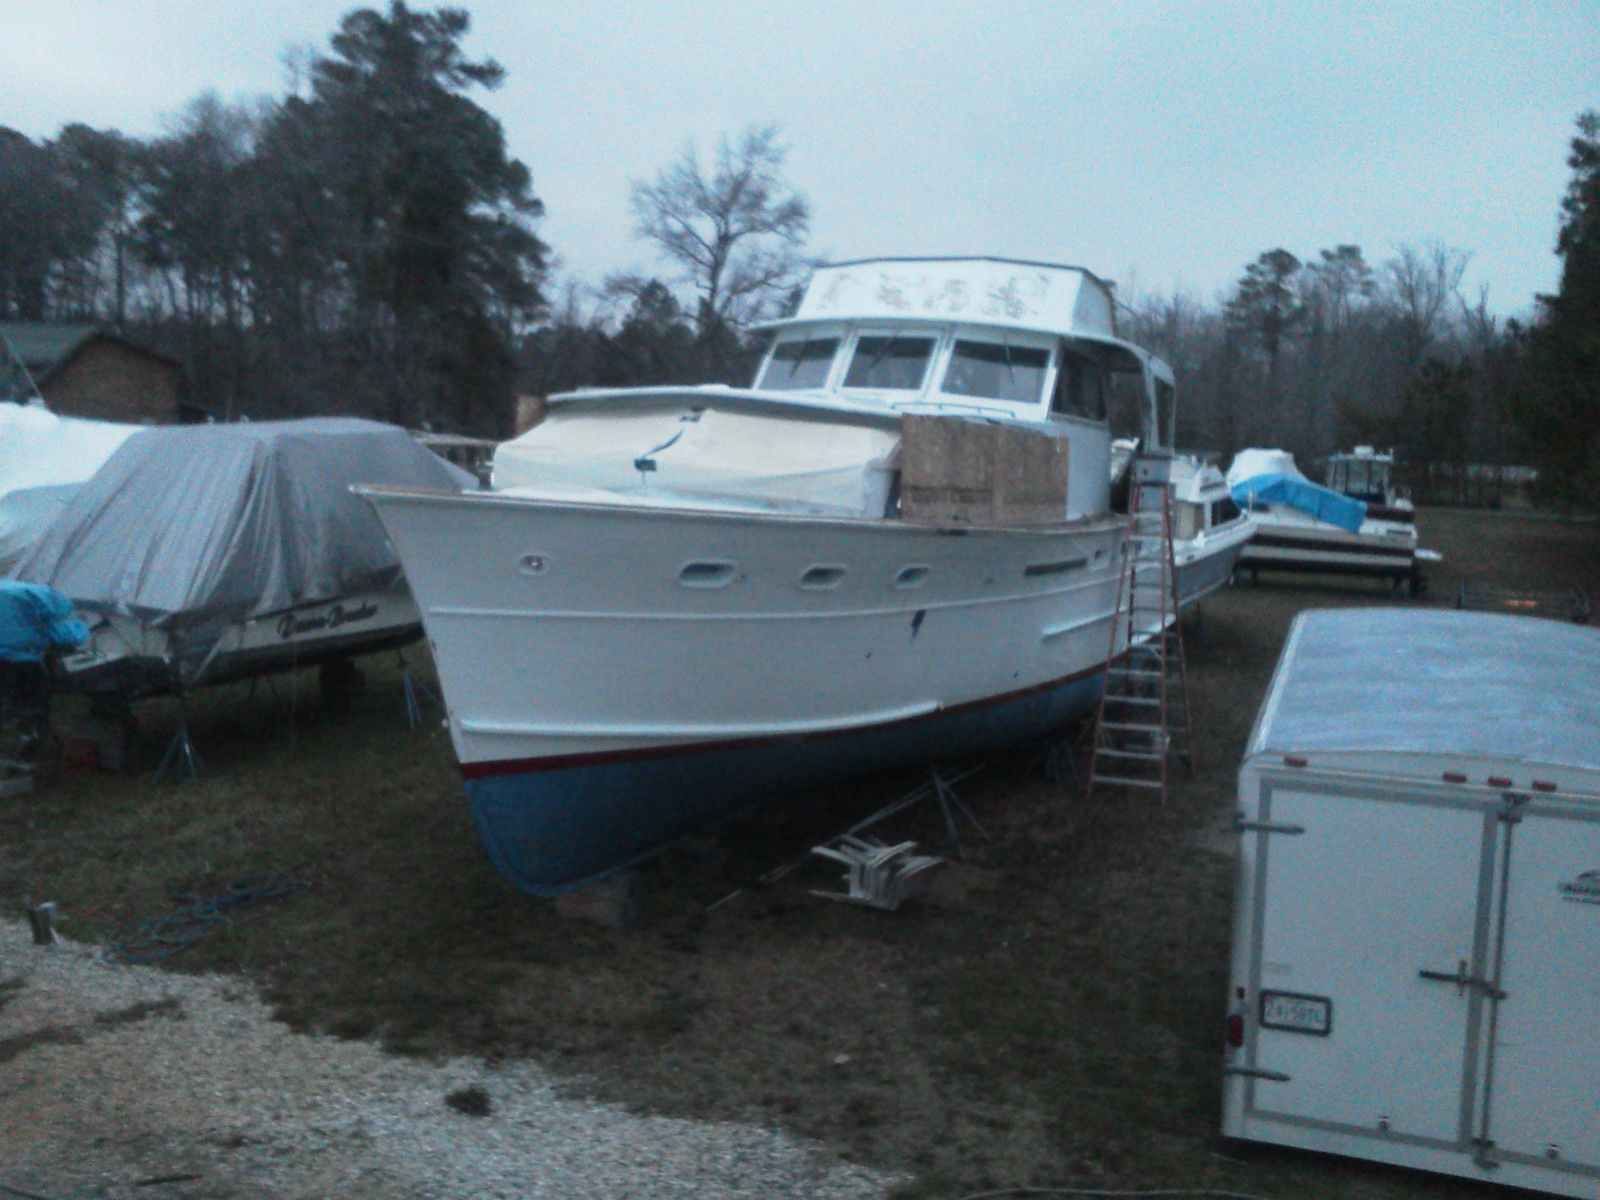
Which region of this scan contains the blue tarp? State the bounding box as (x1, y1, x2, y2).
(0, 581, 88, 662)
(1229, 472, 1367, 534)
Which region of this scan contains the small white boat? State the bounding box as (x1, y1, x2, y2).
(1111, 441, 1254, 607)
(1227, 446, 1434, 591)
(360, 257, 1185, 896)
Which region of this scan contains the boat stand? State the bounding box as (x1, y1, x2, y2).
(809, 835, 946, 911)
(846, 762, 990, 860)
(706, 762, 990, 912)
(398, 650, 440, 729)
(1035, 732, 1081, 786)
(154, 694, 203, 782)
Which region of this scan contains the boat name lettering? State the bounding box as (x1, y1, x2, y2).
(1558, 869, 1600, 905)
(277, 601, 380, 640)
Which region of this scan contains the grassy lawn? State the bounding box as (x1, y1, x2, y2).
(2, 508, 1596, 1198)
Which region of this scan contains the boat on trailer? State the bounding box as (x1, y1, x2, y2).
(12, 418, 471, 707)
(1227, 446, 1435, 591)
(359, 256, 1183, 897)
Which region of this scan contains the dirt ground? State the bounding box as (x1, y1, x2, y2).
(3, 507, 1597, 1199)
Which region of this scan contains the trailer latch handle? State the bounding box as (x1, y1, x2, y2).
(1418, 964, 1506, 1000)
(1223, 1065, 1291, 1082)
(1233, 819, 1305, 836)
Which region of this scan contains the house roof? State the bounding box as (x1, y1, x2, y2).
(0, 322, 101, 371)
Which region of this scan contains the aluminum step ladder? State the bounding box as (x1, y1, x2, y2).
(1085, 454, 1194, 804)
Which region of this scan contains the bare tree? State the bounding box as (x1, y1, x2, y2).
(1383, 242, 1469, 367)
(629, 124, 810, 334)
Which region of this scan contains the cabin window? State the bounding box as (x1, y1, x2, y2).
(757, 337, 839, 390)
(1326, 456, 1390, 502)
(941, 341, 1050, 404)
(1211, 496, 1241, 525)
(1175, 502, 1202, 541)
(1051, 349, 1107, 420)
(844, 335, 936, 391)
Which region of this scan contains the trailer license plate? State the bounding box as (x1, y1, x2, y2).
(1259, 990, 1331, 1036)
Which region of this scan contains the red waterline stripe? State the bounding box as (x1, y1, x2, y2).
(460, 660, 1108, 780)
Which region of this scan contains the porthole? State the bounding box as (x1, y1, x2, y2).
(679, 560, 737, 588)
(893, 564, 930, 589)
(517, 553, 548, 576)
(800, 564, 847, 591)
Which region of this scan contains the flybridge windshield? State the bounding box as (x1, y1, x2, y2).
(942, 340, 1049, 404)
(757, 336, 839, 390)
(844, 335, 936, 390)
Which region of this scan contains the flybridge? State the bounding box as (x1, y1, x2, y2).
(763, 257, 1122, 344)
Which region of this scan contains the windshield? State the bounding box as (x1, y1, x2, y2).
(844, 335, 936, 391)
(756, 336, 839, 390)
(942, 340, 1050, 404)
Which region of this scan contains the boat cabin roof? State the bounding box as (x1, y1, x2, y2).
(756, 257, 1122, 344)
(550, 256, 1174, 447)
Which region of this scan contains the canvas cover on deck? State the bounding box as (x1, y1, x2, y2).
(11, 418, 470, 681)
(1226, 447, 1366, 534)
(493, 401, 900, 517)
(0, 402, 139, 572)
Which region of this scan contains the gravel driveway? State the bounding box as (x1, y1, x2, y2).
(0, 919, 900, 1199)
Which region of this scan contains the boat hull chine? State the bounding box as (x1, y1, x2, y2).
(463, 667, 1104, 896)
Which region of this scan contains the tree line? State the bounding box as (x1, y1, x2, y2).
(0, 4, 807, 436)
(0, 3, 1593, 507)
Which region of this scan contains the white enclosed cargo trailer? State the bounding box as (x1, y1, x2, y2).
(1223, 607, 1600, 1198)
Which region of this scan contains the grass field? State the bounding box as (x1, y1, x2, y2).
(3, 508, 1597, 1199)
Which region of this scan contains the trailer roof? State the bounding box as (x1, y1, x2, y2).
(1248, 608, 1600, 775)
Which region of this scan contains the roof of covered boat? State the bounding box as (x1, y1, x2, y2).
(752, 256, 1122, 342)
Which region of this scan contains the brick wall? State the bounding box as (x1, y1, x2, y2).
(40, 339, 181, 423)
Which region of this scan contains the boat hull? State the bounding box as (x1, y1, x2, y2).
(465, 668, 1102, 894)
(1239, 512, 1418, 580)
(62, 586, 422, 698)
(362, 487, 1126, 894)
(1173, 519, 1254, 607)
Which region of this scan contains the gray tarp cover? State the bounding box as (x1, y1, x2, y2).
(11, 418, 470, 673)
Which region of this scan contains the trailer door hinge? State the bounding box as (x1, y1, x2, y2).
(1234, 818, 1305, 836)
(1497, 792, 1529, 824)
(1223, 1065, 1292, 1082)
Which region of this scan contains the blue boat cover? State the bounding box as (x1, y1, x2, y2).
(0, 581, 88, 662)
(1230, 472, 1367, 534)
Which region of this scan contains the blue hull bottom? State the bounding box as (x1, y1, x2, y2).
(463, 670, 1105, 896)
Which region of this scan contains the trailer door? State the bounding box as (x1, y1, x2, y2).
(1242, 778, 1496, 1145)
(1479, 804, 1600, 1175)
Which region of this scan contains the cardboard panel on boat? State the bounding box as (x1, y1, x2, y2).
(898, 413, 1069, 525)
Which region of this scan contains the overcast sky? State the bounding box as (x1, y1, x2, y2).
(4, 1, 1595, 318)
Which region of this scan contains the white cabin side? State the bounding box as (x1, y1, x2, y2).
(748, 257, 1176, 517)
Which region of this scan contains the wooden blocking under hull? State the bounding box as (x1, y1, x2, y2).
(898, 413, 1069, 525)
(552, 870, 638, 928)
